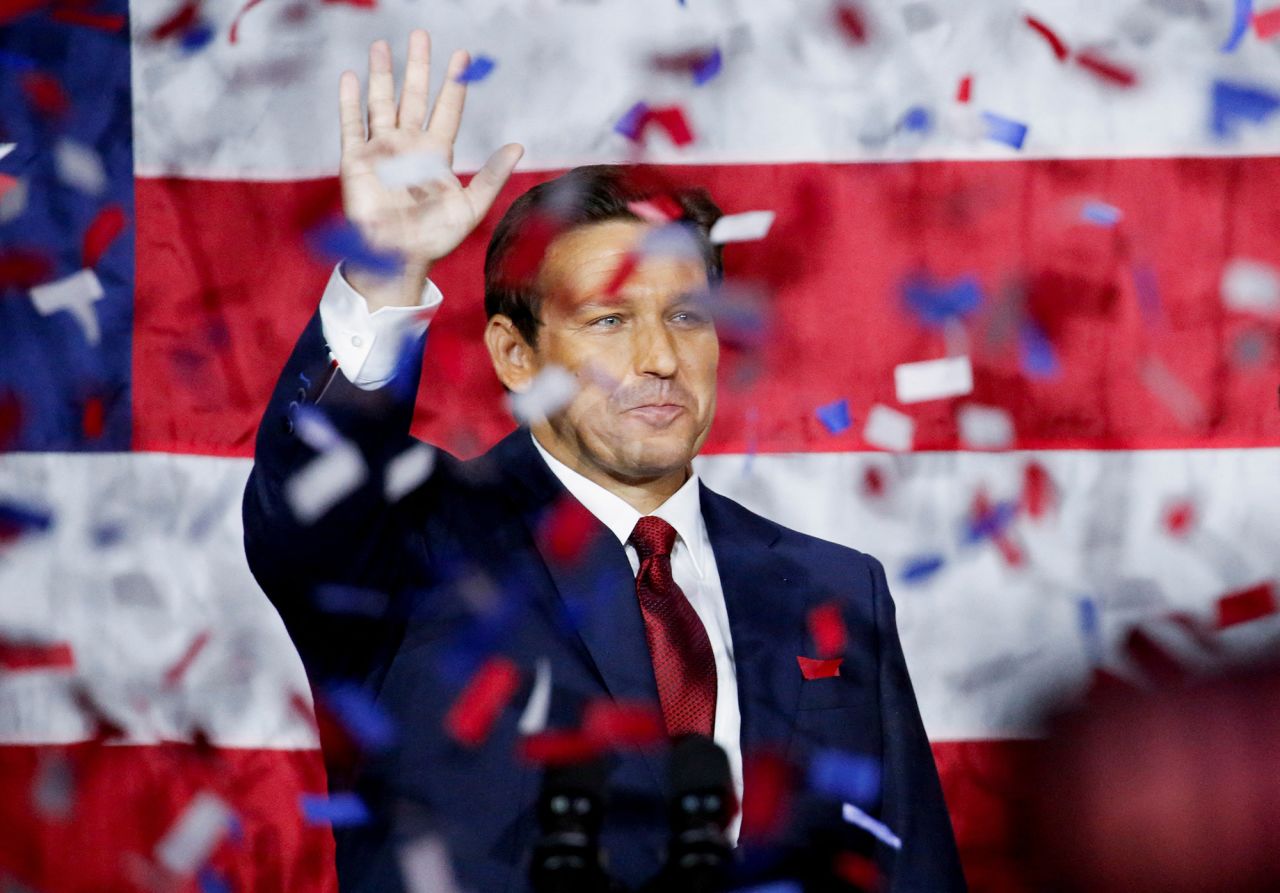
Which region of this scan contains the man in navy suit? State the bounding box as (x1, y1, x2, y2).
(244, 29, 965, 892)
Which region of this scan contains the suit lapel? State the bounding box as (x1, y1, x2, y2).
(699, 484, 805, 760)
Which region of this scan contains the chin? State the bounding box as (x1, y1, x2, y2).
(614, 434, 697, 479)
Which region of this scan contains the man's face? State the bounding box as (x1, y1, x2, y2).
(528, 219, 719, 483)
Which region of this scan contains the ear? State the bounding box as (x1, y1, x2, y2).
(485, 315, 539, 391)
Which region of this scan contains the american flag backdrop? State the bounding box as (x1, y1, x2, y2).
(3, 0, 1280, 889)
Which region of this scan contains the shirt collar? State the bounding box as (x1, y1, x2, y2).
(530, 431, 708, 577)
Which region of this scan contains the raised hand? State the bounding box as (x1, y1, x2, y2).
(338, 30, 524, 309)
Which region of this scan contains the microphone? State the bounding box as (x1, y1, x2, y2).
(642, 734, 735, 893)
(529, 757, 624, 893)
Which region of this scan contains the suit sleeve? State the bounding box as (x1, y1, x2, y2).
(869, 555, 968, 891)
(242, 291, 436, 686)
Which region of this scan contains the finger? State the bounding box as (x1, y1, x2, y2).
(397, 29, 431, 131)
(426, 49, 471, 154)
(338, 69, 365, 156)
(464, 143, 524, 219)
(367, 39, 397, 137)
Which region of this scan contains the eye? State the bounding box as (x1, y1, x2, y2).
(590, 314, 622, 328)
(671, 309, 710, 326)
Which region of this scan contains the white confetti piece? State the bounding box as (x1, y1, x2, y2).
(1221, 258, 1280, 318)
(841, 801, 902, 850)
(508, 365, 579, 424)
(399, 835, 464, 893)
(384, 442, 437, 502)
(375, 151, 452, 189)
(286, 442, 367, 524)
(863, 404, 914, 452)
(29, 269, 106, 344)
(709, 210, 775, 244)
(54, 139, 107, 195)
(155, 792, 232, 876)
(0, 143, 15, 162)
(894, 355, 973, 404)
(517, 657, 552, 735)
(957, 403, 1014, 450)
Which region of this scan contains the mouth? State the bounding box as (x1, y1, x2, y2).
(623, 403, 687, 426)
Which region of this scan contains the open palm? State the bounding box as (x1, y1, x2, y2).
(339, 30, 523, 273)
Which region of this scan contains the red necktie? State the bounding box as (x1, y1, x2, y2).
(629, 516, 717, 738)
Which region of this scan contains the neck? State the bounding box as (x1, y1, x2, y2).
(531, 424, 690, 515)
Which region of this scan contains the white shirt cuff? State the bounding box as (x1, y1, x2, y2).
(317, 262, 443, 390)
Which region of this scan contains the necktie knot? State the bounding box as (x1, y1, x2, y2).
(630, 515, 677, 561)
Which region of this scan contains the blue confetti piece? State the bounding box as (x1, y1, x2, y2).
(1132, 264, 1161, 325)
(323, 683, 398, 753)
(736, 883, 803, 893)
(964, 500, 1018, 544)
(1018, 321, 1060, 379)
(180, 21, 215, 53)
(197, 868, 231, 893)
(809, 749, 881, 807)
(691, 48, 722, 86)
(841, 801, 902, 850)
(1221, 0, 1252, 52)
(1080, 200, 1122, 227)
(0, 500, 53, 536)
(981, 111, 1028, 150)
(1211, 79, 1280, 138)
(815, 398, 852, 435)
(900, 554, 945, 583)
(456, 55, 496, 84)
(902, 273, 983, 326)
(306, 218, 402, 276)
(300, 792, 371, 827)
(614, 101, 650, 141)
(1078, 597, 1102, 665)
(900, 106, 932, 133)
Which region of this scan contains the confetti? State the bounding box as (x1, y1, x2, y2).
(840, 801, 902, 849)
(834, 853, 880, 889)
(306, 217, 402, 275)
(22, 71, 70, 117)
(708, 210, 775, 244)
(616, 103, 695, 147)
(455, 55, 496, 83)
(955, 74, 972, 103)
(1222, 0, 1253, 51)
(899, 105, 932, 132)
(809, 749, 880, 807)
(957, 403, 1014, 450)
(300, 792, 371, 827)
(862, 404, 914, 452)
(581, 699, 665, 747)
(163, 630, 211, 687)
(0, 176, 27, 222)
(1074, 52, 1138, 88)
(815, 398, 852, 435)
(32, 752, 75, 818)
(375, 151, 451, 189)
(1080, 200, 1122, 227)
(0, 637, 74, 671)
(228, 0, 266, 43)
(1221, 258, 1280, 317)
(1018, 321, 1060, 378)
(197, 868, 232, 893)
(285, 442, 366, 524)
(981, 111, 1028, 149)
(538, 496, 598, 564)
(691, 48, 722, 86)
(1023, 14, 1070, 60)
(627, 195, 684, 223)
(797, 655, 842, 680)
(516, 657, 552, 735)
(508, 365, 579, 424)
(155, 792, 233, 876)
(1021, 461, 1054, 519)
(384, 443, 437, 502)
(894, 355, 973, 404)
(1078, 597, 1103, 665)
(900, 554, 944, 583)
(323, 683, 397, 752)
(518, 729, 601, 765)
(54, 139, 107, 195)
(1211, 79, 1280, 138)
(807, 602, 847, 658)
(444, 656, 521, 747)
(902, 272, 982, 325)
(82, 204, 127, 268)
(1255, 6, 1280, 38)
(399, 835, 464, 893)
(833, 2, 870, 44)
(1162, 499, 1196, 537)
(29, 269, 106, 344)
(1215, 582, 1277, 628)
(0, 143, 14, 162)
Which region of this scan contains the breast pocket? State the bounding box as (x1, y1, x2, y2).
(797, 674, 866, 711)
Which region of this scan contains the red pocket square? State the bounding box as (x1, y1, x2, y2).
(797, 656, 843, 680)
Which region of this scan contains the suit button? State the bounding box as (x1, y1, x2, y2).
(351, 335, 363, 348)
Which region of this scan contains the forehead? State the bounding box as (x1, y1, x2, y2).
(537, 219, 709, 311)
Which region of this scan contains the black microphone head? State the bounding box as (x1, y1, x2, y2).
(530, 758, 616, 893)
(670, 734, 733, 832)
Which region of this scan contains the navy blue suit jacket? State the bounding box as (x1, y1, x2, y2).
(243, 312, 965, 892)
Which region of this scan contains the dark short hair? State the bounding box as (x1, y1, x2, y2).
(483, 164, 724, 347)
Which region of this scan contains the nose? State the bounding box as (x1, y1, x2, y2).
(633, 316, 679, 379)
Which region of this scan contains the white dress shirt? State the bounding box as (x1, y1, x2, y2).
(317, 263, 745, 841)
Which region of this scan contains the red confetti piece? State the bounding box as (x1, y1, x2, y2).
(739, 750, 793, 842)
(495, 213, 564, 288)
(20, 71, 70, 117)
(644, 106, 695, 147)
(1021, 461, 1054, 519)
(0, 391, 23, 450)
(0, 638, 74, 672)
(1215, 582, 1277, 629)
(1256, 6, 1280, 39)
(0, 0, 49, 25)
(322, 0, 375, 8)
(834, 2, 869, 44)
(1074, 51, 1138, 88)
(81, 396, 105, 439)
(1123, 627, 1188, 688)
(1162, 499, 1196, 537)
(797, 655, 843, 680)
(518, 729, 602, 766)
(807, 602, 847, 659)
(834, 852, 879, 890)
(627, 196, 683, 224)
(993, 535, 1024, 568)
(0, 249, 53, 289)
(163, 630, 211, 687)
(288, 691, 319, 733)
(955, 74, 972, 104)
(0, 174, 18, 202)
(82, 204, 127, 268)
(581, 699, 665, 747)
(539, 497, 598, 564)
(861, 466, 885, 498)
(228, 0, 264, 43)
(444, 657, 521, 747)
(602, 251, 640, 298)
(49, 7, 125, 30)
(1023, 14, 1070, 61)
(148, 0, 199, 40)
